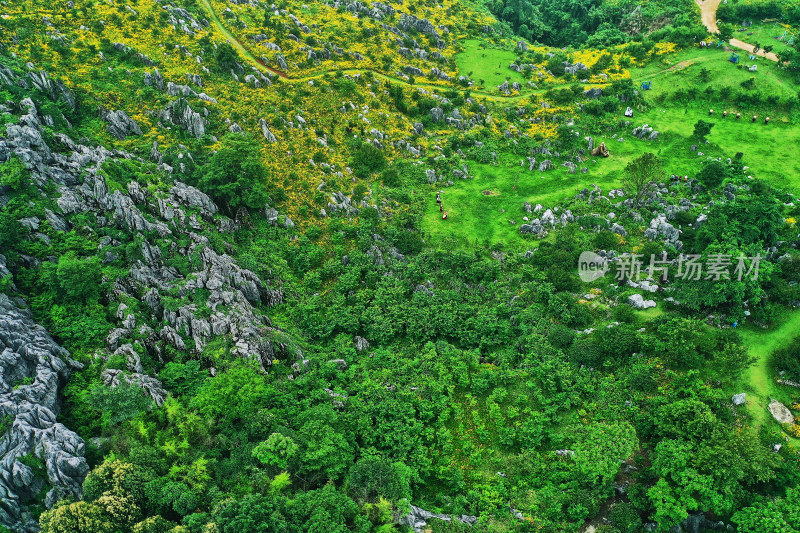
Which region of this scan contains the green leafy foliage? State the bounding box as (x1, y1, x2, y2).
(198, 133, 271, 211)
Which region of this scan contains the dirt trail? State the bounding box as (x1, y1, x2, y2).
(196, 0, 608, 103)
(729, 38, 781, 62)
(695, 0, 780, 61)
(696, 0, 722, 33)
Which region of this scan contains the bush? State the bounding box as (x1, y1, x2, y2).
(696, 160, 729, 189)
(350, 143, 386, 178)
(772, 339, 800, 381)
(693, 119, 714, 140)
(198, 134, 270, 212)
(548, 323, 575, 349)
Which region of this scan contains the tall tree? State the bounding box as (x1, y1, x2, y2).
(198, 134, 271, 213)
(622, 152, 663, 207)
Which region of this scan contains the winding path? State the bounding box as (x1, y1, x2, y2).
(695, 0, 780, 61)
(196, 0, 602, 103)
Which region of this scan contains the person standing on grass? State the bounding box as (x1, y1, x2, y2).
(443, 210, 448, 220)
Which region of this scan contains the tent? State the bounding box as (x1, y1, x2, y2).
(729, 53, 739, 64)
(641, 81, 652, 90)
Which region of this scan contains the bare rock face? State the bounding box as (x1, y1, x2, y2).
(0, 294, 89, 532)
(159, 98, 206, 138)
(398, 505, 477, 532)
(101, 369, 167, 406)
(100, 108, 142, 139)
(259, 118, 278, 143)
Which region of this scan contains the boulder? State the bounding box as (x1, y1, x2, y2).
(628, 294, 656, 310)
(584, 87, 602, 99)
(259, 118, 278, 142)
(354, 336, 370, 352)
(591, 142, 609, 157)
(768, 399, 794, 424)
(732, 393, 746, 406)
(398, 505, 477, 533)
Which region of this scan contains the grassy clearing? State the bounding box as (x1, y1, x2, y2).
(420, 127, 731, 248)
(630, 45, 797, 103)
(732, 22, 798, 55)
(455, 39, 530, 93)
(638, 106, 800, 191)
(736, 310, 800, 444)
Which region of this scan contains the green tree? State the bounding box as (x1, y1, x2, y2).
(350, 142, 386, 179)
(87, 382, 154, 428)
(214, 42, 239, 73)
(622, 152, 663, 207)
(346, 456, 412, 503)
(695, 159, 728, 189)
(253, 433, 299, 471)
(732, 488, 800, 532)
(692, 119, 715, 140)
(0, 155, 29, 190)
(39, 501, 116, 533)
(56, 254, 102, 302)
(717, 22, 734, 41)
(198, 134, 270, 212)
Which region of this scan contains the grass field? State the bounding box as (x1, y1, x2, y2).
(455, 40, 530, 94)
(638, 106, 800, 191)
(420, 129, 726, 247)
(733, 22, 797, 55)
(736, 310, 800, 445)
(630, 45, 800, 191)
(630, 46, 798, 103)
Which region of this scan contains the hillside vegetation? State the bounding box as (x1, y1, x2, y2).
(1, 0, 800, 532)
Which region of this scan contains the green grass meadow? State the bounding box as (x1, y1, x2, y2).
(455, 39, 530, 93)
(420, 128, 737, 248)
(733, 22, 798, 55)
(631, 45, 797, 103)
(737, 310, 800, 445)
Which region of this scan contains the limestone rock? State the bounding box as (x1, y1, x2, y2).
(0, 294, 88, 532)
(101, 109, 142, 139)
(259, 118, 278, 143)
(769, 399, 794, 424)
(628, 294, 656, 310)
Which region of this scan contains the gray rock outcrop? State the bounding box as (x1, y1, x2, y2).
(628, 294, 656, 310)
(259, 118, 278, 142)
(159, 98, 206, 138)
(0, 294, 88, 532)
(100, 109, 142, 140)
(398, 505, 477, 532)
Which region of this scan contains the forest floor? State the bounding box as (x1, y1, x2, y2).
(738, 311, 800, 445)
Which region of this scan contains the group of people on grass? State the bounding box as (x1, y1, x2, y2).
(436, 191, 448, 220)
(709, 108, 770, 123)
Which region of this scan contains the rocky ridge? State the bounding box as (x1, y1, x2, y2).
(0, 292, 89, 532)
